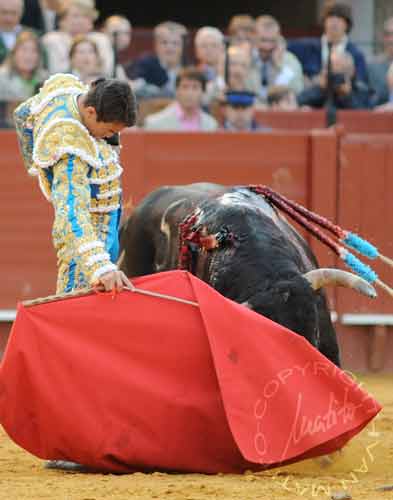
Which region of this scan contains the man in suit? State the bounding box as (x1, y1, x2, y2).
(288, 2, 368, 87)
(144, 67, 218, 131)
(194, 26, 225, 82)
(127, 21, 186, 98)
(252, 15, 304, 102)
(0, 0, 25, 63)
(20, 0, 63, 33)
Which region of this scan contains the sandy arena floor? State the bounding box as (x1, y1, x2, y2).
(0, 374, 392, 500)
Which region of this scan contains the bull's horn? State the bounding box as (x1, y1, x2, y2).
(303, 269, 377, 298)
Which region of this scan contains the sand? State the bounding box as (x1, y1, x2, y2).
(1, 374, 392, 500)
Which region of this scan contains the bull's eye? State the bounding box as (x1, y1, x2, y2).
(282, 291, 290, 303)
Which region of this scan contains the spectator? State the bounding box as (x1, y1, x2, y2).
(41, 0, 114, 76)
(297, 51, 369, 109)
(0, 0, 26, 63)
(0, 30, 48, 101)
(21, 0, 64, 33)
(368, 17, 393, 106)
(267, 85, 298, 110)
(205, 45, 260, 106)
(194, 26, 224, 82)
(68, 35, 100, 83)
(227, 14, 255, 50)
(102, 14, 132, 66)
(127, 21, 186, 98)
(144, 67, 217, 131)
(222, 90, 270, 131)
(252, 15, 304, 102)
(69, 35, 127, 83)
(288, 2, 368, 87)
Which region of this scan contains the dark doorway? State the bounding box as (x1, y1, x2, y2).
(96, 0, 319, 34)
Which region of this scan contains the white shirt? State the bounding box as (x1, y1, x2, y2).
(321, 34, 348, 67)
(1, 25, 22, 50)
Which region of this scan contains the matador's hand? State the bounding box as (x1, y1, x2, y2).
(96, 270, 134, 292)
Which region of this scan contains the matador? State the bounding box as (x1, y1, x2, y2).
(14, 73, 137, 293)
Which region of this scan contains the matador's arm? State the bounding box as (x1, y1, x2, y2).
(51, 154, 117, 285)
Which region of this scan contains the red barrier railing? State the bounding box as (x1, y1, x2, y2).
(1, 127, 392, 371)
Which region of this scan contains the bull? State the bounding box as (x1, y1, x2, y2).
(119, 183, 376, 367)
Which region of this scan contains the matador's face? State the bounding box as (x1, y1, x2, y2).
(83, 107, 126, 139)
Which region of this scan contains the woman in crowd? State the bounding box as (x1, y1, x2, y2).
(69, 35, 127, 83)
(68, 35, 101, 83)
(41, 0, 114, 76)
(0, 30, 48, 101)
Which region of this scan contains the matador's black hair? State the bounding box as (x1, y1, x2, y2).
(85, 78, 137, 127)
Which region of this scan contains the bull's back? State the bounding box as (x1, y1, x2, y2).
(119, 183, 226, 276)
(120, 183, 316, 276)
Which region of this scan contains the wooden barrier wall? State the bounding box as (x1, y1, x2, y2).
(0, 130, 314, 309)
(253, 110, 393, 134)
(1, 126, 392, 371)
(1, 131, 56, 308)
(336, 134, 393, 372)
(121, 131, 312, 204)
(336, 111, 393, 134)
(255, 110, 326, 130)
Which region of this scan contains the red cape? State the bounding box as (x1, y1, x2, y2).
(0, 271, 381, 473)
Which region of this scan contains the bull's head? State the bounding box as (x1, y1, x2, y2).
(243, 269, 376, 350)
(245, 274, 322, 348)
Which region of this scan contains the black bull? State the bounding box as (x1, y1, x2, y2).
(119, 183, 375, 367)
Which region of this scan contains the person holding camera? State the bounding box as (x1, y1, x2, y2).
(288, 2, 368, 91)
(297, 50, 370, 109)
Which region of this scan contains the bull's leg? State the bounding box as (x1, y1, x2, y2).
(119, 213, 156, 278)
(316, 293, 341, 367)
(319, 331, 341, 368)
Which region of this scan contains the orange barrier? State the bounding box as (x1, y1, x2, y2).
(1, 129, 392, 371)
(120, 131, 312, 204)
(0, 130, 314, 310)
(336, 133, 393, 316)
(255, 110, 393, 134)
(337, 110, 393, 133)
(255, 110, 326, 130)
(335, 133, 393, 372)
(0, 131, 56, 309)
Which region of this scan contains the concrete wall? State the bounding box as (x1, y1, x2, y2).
(375, 0, 393, 52)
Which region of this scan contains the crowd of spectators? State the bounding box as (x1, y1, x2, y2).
(1, 0, 393, 130)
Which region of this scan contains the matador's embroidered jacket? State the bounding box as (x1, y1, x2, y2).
(14, 73, 123, 293)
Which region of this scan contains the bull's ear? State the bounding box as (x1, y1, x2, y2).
(282, 291, 290, 303)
